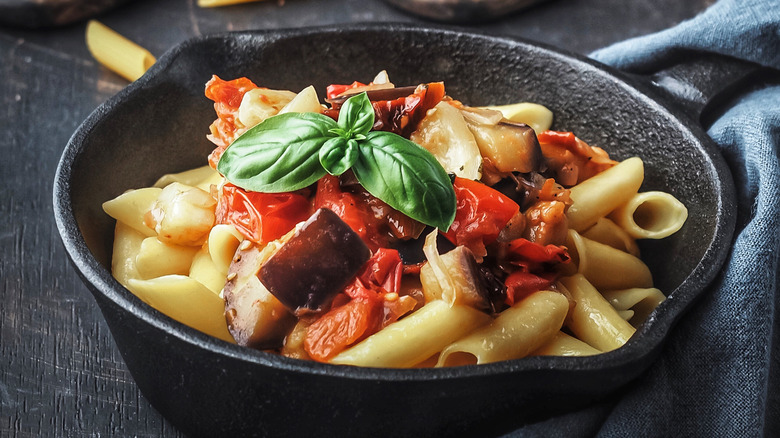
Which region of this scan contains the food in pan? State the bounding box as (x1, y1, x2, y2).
(102, 71, 688, 367)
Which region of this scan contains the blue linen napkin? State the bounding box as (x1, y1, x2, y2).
(509, 0, 780, 436)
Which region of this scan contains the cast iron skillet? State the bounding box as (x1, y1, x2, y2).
(54, 23, 758, 437)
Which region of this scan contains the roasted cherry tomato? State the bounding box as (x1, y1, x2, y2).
(442, 177, 520, 257)
(215, 183, 311, 244)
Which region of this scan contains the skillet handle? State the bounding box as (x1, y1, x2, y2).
(640, 53, 771, 125)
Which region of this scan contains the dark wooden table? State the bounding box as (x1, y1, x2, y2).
(1, 0, 714, 435)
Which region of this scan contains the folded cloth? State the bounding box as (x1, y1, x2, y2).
(507, 0, 780, 436)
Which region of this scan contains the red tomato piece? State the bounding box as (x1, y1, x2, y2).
(204, 75, 259, 168)
(326, 81, 368, 99)
(304, 290, 383, 362)
(536, 130, 616, 186)
(502, 238, 570, 306)
(350, 248, 403, 296)
(504, 271, 558, 306)
(215, 183, 311, 244)
(442, 177, 520, 258)
(314, 175, 390, 251)
(372, 82, 445, 137)
(506, 238, 570, 271)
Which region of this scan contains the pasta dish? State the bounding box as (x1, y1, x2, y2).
(102, 71, 687, 367)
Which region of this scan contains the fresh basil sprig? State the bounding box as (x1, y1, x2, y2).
(217, 92, 456, 231)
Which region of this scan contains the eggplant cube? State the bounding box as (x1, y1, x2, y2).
(259, 208, 370, 314)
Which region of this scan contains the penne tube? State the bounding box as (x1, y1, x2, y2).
(103, 187, 161, 237)
(581, 217, 640, 257)
(560, 274, 636, 352)
(126, 275, 234, 343)
(566, 157, 644, 232)
(154, 165, 219, 189)
(198, 0, 266, 7)
(566, 230, 653, 290)
(85, 20, 156, 82)
(601, 287, 666, 327)
(135, 237, 199, 279)
(329, 300, 491, 368)
(609, 191, 688, 239)
(436, 290, 569, 367)
(111, 221, 146, 287)
(279, 85, 324, 115)
(195, 171, 224, 192)
(207, 224, 243, 274)
(531, 331, 601, 357)
(189, 248, 227, 295)
(480, 102, 553, 134)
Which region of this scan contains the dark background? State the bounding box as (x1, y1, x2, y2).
(1, 0, 714, 436)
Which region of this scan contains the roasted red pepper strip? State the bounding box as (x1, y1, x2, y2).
(503, 238, 570, 306)
(442, 177, 519, 258)
(215, 183, 311, 244)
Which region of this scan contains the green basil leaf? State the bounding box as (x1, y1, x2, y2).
(338, 92, 374, 138)
(353, 131, 456, 230)
(217, 112, 336, 192)
(319, 137, 359, 176)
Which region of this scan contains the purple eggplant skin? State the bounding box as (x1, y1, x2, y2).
(259, 208, 371, 315)
(223, 241, 296, 349)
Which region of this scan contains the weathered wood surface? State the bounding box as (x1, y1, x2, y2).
(0, 0, 713, 435)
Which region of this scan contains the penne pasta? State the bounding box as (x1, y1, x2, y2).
(135, 237, 199, 279)
(126, 275, 234, 343)
(85, 20, 156, 82)
(609, 191, 688, 239)
(481, 102, 554, 134)
(111, 221, 146, 287)
(581, 217, 640, 257)
(329, 300, 492, 368)
(566, 230, 653, 290)
(601, 287, 666, 327)
(198, 0, 266, 7)
(531, 331, 601, 357)
(560, 274, 636, 352)
(207, 224, 243, 274)
(189, 248, 227, 295)
(102, 187, 161, 237)
(279, 85, 325, 115)
(436, 290, 569, 367)
(154, 165, 219, 189)
(566, 157, 644, 232)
